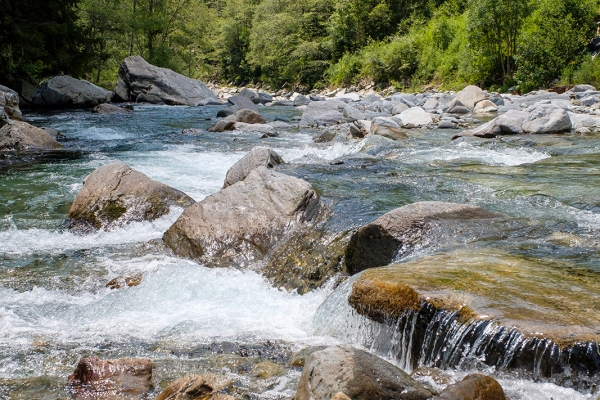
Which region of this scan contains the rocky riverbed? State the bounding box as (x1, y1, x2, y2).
(1, 60, 600, 399)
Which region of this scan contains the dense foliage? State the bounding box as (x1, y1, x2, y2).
(1, 0, 599, 91)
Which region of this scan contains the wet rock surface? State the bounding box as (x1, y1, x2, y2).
(64, 162, 195, 233)
(156, 374, 232, 400)
(295, 345, 433, 400)
(434, 374, 506, 400)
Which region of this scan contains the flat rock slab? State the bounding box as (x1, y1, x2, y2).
(64, 162, 195, 233)
(163, 167, 322, 269)
(113, 56, 215, 105)
(32, 75, 111, 108)
(345, 201, 501, 275)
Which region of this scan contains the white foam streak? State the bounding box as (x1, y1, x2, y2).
(276, 141, 363, 163)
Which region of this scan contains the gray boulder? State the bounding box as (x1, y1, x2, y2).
(447, 99, 470, 114)
(223, 147, 283, 188)
(64, 162, 195, 233)
(92, 103, 132, 114)
(571, 84, 596, 93)
(522, 106, 572, 134)
(0, 120, 61, 153)
(0, 85, 22, 121)
(345, 201, 500, 275)
(370, 117, 408, 140)
(258, 92, 273, 104)
(462, 109, 529, 138)
(453, 85, 486, 109)
(342, 106, 365, 121)
(227, 95, 259, 113)
(239, 88, 260, 104)
(163, 167, 322, 268)
(295, 345, 432, 400)
(293, 94, 311, 106)
(300, 99, 346, 127)
(515, 91, 571, 108)
(398, 106, 433, 126)
(32, 76, 111, 108)
(391, 102, 410, 115)
(9, 79, 38, 104)
(112, 56, 215, 105)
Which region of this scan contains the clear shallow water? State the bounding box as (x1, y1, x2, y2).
(1, 105, 599, 399)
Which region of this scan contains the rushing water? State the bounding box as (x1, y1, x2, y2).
(1, 105, 599, 399)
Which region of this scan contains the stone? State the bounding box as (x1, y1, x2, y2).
(106, 275, 142, 289)
(251, 361, 284, 378)
(522, 106, 572, 134)
(438, 120, 458, 129)
(10, 79, 38, 104)
(462, 110, 529, 138)
(216, 108, 235, 118)
(68, 357, 152, 400)
(370, 117, 408, 140)
(234, 122, 275, 133)
(156, 374, 232, 400)
(473, 100, 498, 113)
(288, 346, 328, 367)
(0, 120, 61, 153)
(300, 99, 346, 127)
(208, 120, 236, 132)
(32, 76, 111, 108)
(222, 147, 284, 188)
(112, 56, 215, 105)
(294, 345, 432, 400)
(239, 87, 260, 104)
(336, 92, 360, 102)
(258, 92, 273, 104)
(516, 91, 571, 108)
(272, 100, 294, 107)
(64, 162, 195, 233)
(435, 374, 506, 400)
(399, 106, 433, 126)
(446, 99, 470, 114)
(349, 122, 367, 138)
(92, 103, 132, 114)
(345, 201, 500, 275)
(163, 167, 322, 268)
(423, 97, 439, 111)
(227, 95, 259, 113)
(571, 84, 596, 93)
(293, 94, 311, 106)
(391, 102, 410, 115)
(0, 85, 22, 120)
(577, 95, 599, 107)
(225, 109, 266, 124)
(342, 106, 365, 121)
(454, 85, 486, 109)
(197, 98, 226, 106)
(136, 93, 165, 104)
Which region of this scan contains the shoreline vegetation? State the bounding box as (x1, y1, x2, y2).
(1, 0, 600, 95)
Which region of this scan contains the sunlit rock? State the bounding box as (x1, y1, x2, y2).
(223, 147, 283, 188)
(300, 99, 346, 127)
(453, 85, 487, 110)
(64, 162, 195, 233)
(156, 374, 232, 400)
(435, 374, 506, 400)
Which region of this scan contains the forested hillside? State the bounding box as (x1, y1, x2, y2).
(1, 0, 599, 91)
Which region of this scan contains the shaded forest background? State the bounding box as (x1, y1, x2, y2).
(1, 0, 600, 92)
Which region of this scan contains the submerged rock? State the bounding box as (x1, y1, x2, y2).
(156, 374, 232, 400)
(435, 374, 506, 400)
(163, 167, 323, 268)
(294, 345, 433, 400)
(68, 356, 152, 399)
(345, 201, 500, 275)
(64, 162, 195, 233)
(0, 120, 61, 153)
(112, 56, 215, 105)
(32, 75, 111, 108)
(222, 147, 283, 188)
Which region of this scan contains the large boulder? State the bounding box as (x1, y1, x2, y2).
(112, 56, 215, 106)
(239, 87, 260, 104)
(0, 120, 61, 153)
(0, 85, 22, 121)
(223, 147, 283, 188)
(163, 167, 322, 268)
(522, 105, 572, 134)
(345, 201, 500, 275)
(294, 345, 432, 400)
(398, 106, 433, 126)
(227, 95, 259, 113)
(435, 374, 506, 400)
(32, 76, 111, 108)
(64, 162, 195, 233)
(68, 356, 152, 400)
(156, 374, 232, 400)
(370, 117, 408, 140)
(453, 85, 486, 110)
(300, 99, 346, 127)
(462, 110, 529, 138)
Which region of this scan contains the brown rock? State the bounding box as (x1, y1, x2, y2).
(106, 275, 142, 289)
(64, 162, 195, 233)
(156, 374, 232, 400)
(208, 120, 236, 132)
(331, 393, 351, 400)
(92, 103, 132, 114)
(68, 356, 152, 399)
(435, 374, 506, 400)
(225, 109, 267, 124)
(250, 361, 284, 379)
(0, 120, 61, 153)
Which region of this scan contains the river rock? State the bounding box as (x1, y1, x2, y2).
(392, 102, 410, 115)
(454, 85, 486, 109)
(223, 147, 283, 188)
(112, 56, 215, 105)
(258, 92, 273, 104)
(156, 374, 232, 400)
(234, 122, 275, 133)
(342, 106, 365, 121)
(240, 88, 260, 104)
(398, 106, 433, 126)
(208, 120, 236, 132)
(345, 201, 500, 275)
(294, 345, 432, 400)
(370, 117, 408, 140)
(68, 356, 152, 399)
(92, 103, 132, 114)
(0, 85, 22, 121)
(32, 75, 111, 108)
(294, 94, 311, 106)
(435, 374, 506, 400)
(300, 99, 346, 127)
(228, 95, 259, 113)
(571, 84, 596, 93)
(0, 120, 61, 153)
(64, 162, 195, 233)
(447, 99, 470, 114)
(225, 109, 266, 124)
(10, 79, 38, 104)
(462, 110, 529, 138)
(473, 100, 498, 113)
(522, 106, 572, 134)
(163, 167, 322, 268)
